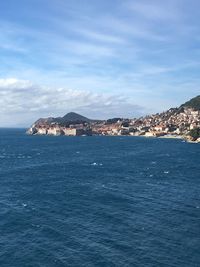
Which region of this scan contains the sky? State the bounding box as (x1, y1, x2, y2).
(0, 0, 200, 127)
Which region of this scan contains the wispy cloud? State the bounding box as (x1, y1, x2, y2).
(126, 0, 181, 21)
(75, 29, 126, 44)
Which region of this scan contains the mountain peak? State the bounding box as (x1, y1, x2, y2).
(62, 112, 91, 123)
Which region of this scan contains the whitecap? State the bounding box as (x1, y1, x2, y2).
(91, 162, 98, 166)
(31, 223, 40, 228)
(91, 162, 103, 166)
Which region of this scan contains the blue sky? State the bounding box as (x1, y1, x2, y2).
(0, 0, 200, 126)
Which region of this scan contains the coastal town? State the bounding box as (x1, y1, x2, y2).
(27, 96, 200, 143)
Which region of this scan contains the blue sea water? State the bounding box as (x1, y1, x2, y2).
(0, 129, 200, 267)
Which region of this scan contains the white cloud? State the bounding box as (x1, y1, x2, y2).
(0, 78, 145, 127)
(0, 1, 199, 125)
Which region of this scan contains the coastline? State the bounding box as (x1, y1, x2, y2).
(26, 130, 200, 143)
(143, 134, 199, 143)
(158, 134, 183, 139)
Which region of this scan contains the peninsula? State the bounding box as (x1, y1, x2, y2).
(27, 95, 200, 142)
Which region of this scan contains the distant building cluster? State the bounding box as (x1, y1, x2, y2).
(28, 123, 92, 136)
(129, 107, 200, 139)
(27, 107, 200, 142)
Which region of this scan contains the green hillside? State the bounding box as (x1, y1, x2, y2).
(181, 95, 200, 110)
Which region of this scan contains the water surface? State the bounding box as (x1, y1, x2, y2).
(0, 129, 199, 266)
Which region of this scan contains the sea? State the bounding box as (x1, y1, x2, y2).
(0, 128, 200, 267)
